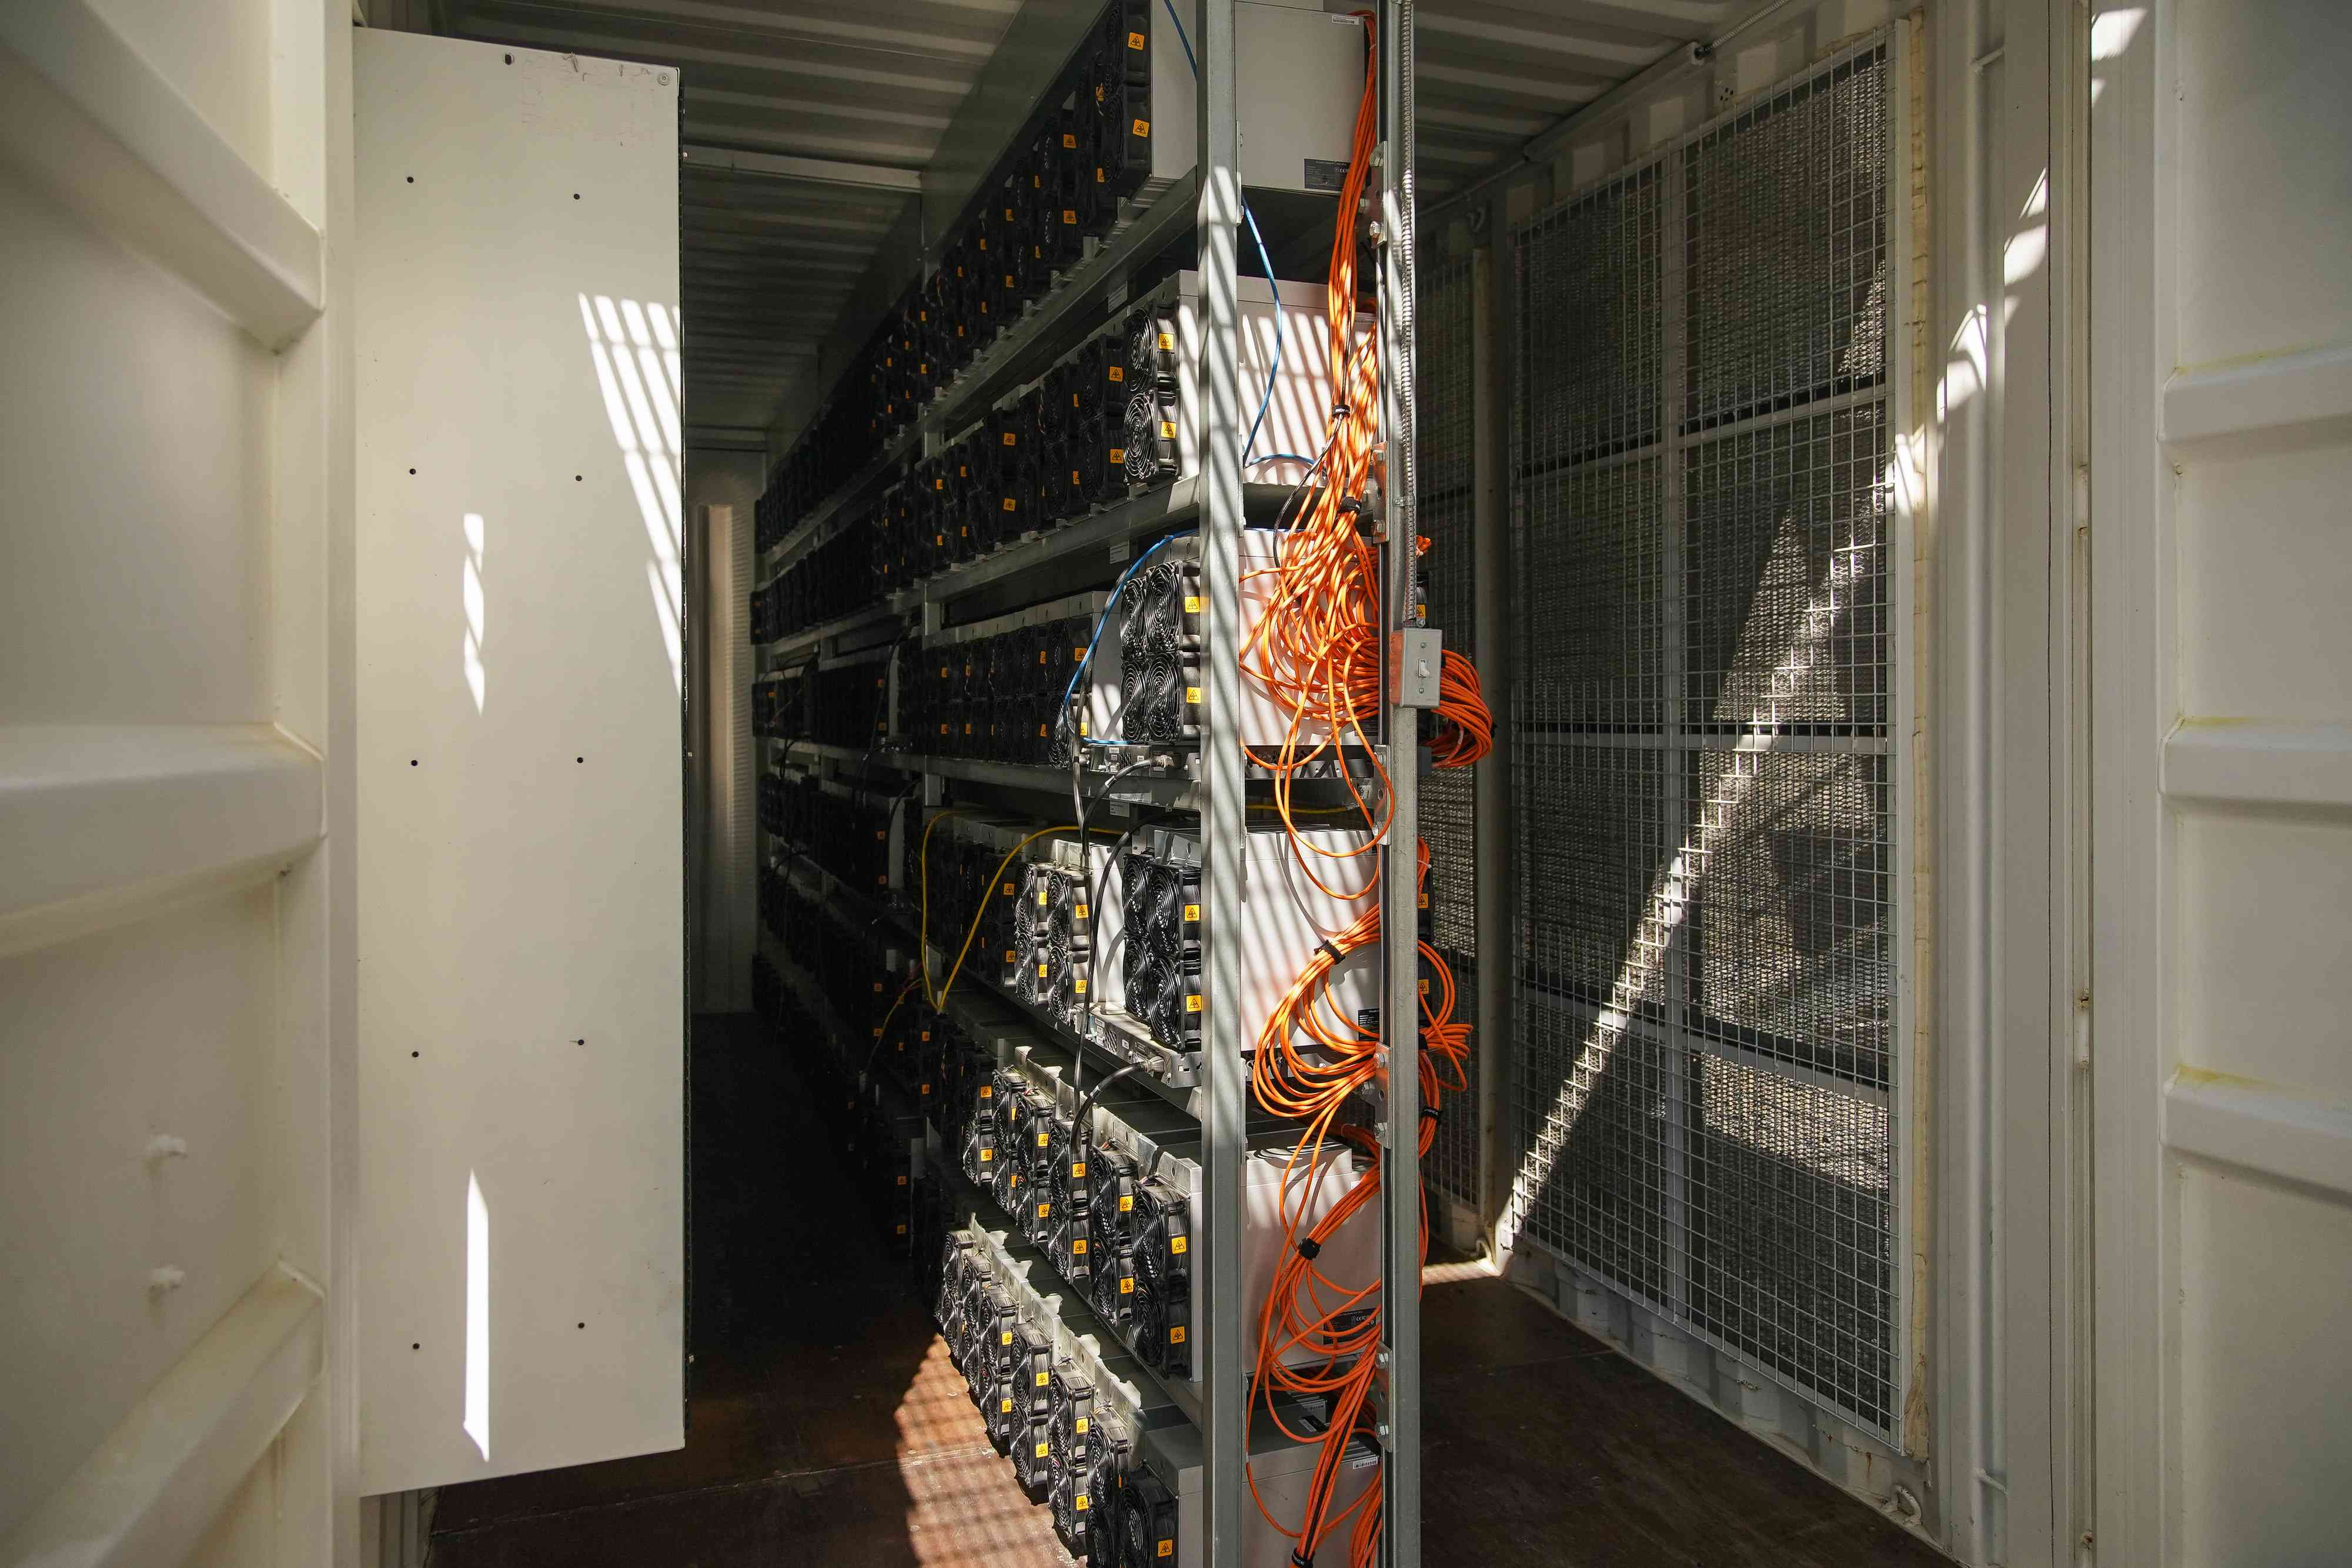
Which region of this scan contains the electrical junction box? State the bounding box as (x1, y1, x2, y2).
(1391, 627, 1442, 709)
(1140, 1, 1368, 200)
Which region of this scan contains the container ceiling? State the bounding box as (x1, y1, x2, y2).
(427, 0, 1766, 442)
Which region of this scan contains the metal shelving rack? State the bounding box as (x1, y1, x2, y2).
(750, 6, 1422, 1560)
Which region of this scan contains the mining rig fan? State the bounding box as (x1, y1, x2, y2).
(1122, 853, 1202, 1051)
(1000, 1320, 1053, 1478)
(1013, 864, 1051, 996)
(1047, 1365, 1122, 1557)
(1086, 0, 1153, 208)
(934, 1233, 975, 1339)
(1047, 1118, 1094, 1285)
(981, 1315, 1040, 1456)
(992, 1087, 1040, 1221)
(1017, 1095, 1061, 1247)
(1121, 388, 1180, 488)
(1041, 867, 1085, 1025)
(1105, 1467, 1178, 1568)
(1128, 1180, 1191, 1378)
(960, 1088, 1000, 1189)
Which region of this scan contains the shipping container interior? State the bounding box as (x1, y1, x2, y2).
(6, 0, 2349, 1566)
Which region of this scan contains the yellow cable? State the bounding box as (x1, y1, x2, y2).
(918, 813, 1077, 1012)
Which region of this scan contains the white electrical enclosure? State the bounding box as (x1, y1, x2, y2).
(353, 31, 684, 1493)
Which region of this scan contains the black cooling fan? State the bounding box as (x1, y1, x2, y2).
(1130, 1181, 1191, 1378)
(1110, 1468, 1178, 1568)
(1122, 391, 1178, 487)
(1048, 1121, 1093, 1283)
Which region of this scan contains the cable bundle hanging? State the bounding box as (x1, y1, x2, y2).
(1234, 15, 1484, 1566)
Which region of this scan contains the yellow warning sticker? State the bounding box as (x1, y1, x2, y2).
(1001, 1330, 1013, 1345)
(1001, 1397, 1013, 1412)
(1071, 1161, 1086, 1177)
(1185, 994, 1204, 1013)
(1109, 447, 1126, 463)
(981, 1148, 994, 1161)
(1120, 1195, 1134, 1211)
(1075, 904, 1089, 918)
(1183, 903, 1200, 922)
(1158, 1542, 1173, 1559)
(1075, 1495, 1090, 1511)
(1064, 132, 1078, 148)
(1035, 1439, 1050, 1455)
(1127, 29, 1144, 48)
(1037, 1132, 1050, 1148)
(1003, 497, 1017, 512)
(1133, 119, 1150, 138)
(1169, 1325, 1186, 1341)
(1064, 209, 1077, 225)
(1161, 421, 1176, 439)
(1184, 595, 1202, 613)
(1073, 1238, 1087, 1253)
(1076, 1417, 1089, 1434)
(1108, 366, 1125, 382)
(1074, 978, 1087, 994)
(1171, 1236, 1187, 1254)
(1184, 687, 1202, 704)
(1121, 1276, 1135, 1293)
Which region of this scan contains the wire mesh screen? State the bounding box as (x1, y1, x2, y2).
(1508, 38, 1902, 1437)
(1418, 254, 1479, 1210)
(1684, 49, 1889, 433)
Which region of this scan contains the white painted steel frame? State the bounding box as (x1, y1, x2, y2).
(1375, 4, 1425, 1566)
(1191, 1, 1251, 1562)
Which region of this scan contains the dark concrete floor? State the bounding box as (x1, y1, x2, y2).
(1417, 1259, 1949, 1566)
(429, 1015, 1949, 1566)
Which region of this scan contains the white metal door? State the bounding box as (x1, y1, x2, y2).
(2091, 4, 2352, 1564)
(352, 29, 685, 1495)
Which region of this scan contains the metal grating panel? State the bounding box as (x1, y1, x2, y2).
(1511, 992, 1672, 1305)
(1506, 38, 1902, 1437)
(1516, 737, 1671, 1014)
(1519, 166, 1661, 470)
(1689, 1056, 1893, 1422)
(1521, 457, 1665, 733)
(1418, 254, 1478, 1210)
(1683, 49, 1890, 433)
(1685, 406, 1890, 739)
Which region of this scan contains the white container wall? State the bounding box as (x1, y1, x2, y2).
(2091, 4, 2352, 1565)
(0, 0, 348, 1562)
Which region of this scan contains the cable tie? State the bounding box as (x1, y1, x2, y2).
(1292, 1553, 1315, 1568)
(1317, 939, 1343, 965)
(1421, 1105, 1441, 1124)
(1297, 1237, 1321, 1260)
